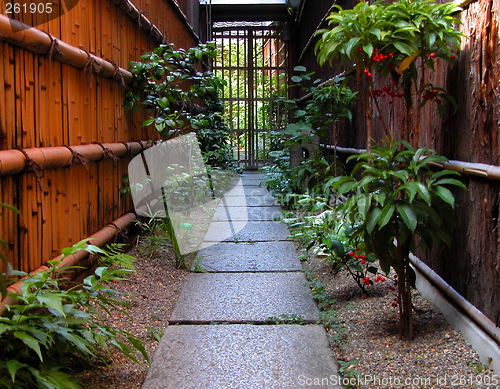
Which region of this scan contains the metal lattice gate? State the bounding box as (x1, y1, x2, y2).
(213, 24, 288, 169)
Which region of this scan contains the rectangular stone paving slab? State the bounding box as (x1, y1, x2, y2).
(220, 195, 279, 207)
(212, 206, 282, 221)
(142, 324, 341, 389)
(195, 241, 302, 272)
(170, 272, 319, 323)
(203, 221, 290, 242)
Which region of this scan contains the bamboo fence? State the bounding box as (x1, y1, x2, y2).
(0, 0, 199, 274)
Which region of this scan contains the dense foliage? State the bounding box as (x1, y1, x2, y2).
(0, 239, 147, 389)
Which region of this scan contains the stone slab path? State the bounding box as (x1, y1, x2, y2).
(142, 171, 341, 389)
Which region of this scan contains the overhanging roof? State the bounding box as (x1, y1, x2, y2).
(200, 0, 292, 22)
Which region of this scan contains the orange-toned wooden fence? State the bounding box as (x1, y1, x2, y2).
(0, 0, 199, 274)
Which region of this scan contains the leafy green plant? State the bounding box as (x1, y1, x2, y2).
(337, 359, 361, 389)
(327, 140, 466, 339)
(125, 43, 218, 139)
(197, 90, 243, 173)
(98, 243, 136, 270)
(279, 66, 356, 147)
(316, 0, 463, 148)
(146, 326, 164, 342)
(265, 314, 305, 325)
(0, 240, 148, 389)
(135, 216, 167, 259)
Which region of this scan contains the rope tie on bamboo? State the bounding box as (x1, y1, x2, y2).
(109, 60, 126, 86)
(81, 47, 103, 84)
(93, 142, 120, 162)
(134, 140, 146, 154)
(17, 149, 45, 190)
(62, 145, 90, 169)
(42, 31, 62, 60)
(119, 142, 132, 158)
(136, 10, 150, 29)
(107, 222, 128, 242)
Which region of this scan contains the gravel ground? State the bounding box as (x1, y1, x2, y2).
(72, 246, 189, 388)
(303, 253, 497, 389)
(72, 242, 497, 389)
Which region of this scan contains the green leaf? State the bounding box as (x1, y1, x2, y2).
(142, 118, 155, 127)
(6, 360, 26, 383)
(380, 260, 391, 275)
(37, 294, 66, 317)
(434, 185, 455, 207)
(395, 203, 417, 233)
(366, 207, 382, 234)
(344, 37, 361, 57)
(393, 41, 415, 56)
(378, 204, 395, 229)
(0, 203, 21, 216)
(415, 182, 431, 205)
(14, 331, 43, 361)
(434, 178, 466, 190)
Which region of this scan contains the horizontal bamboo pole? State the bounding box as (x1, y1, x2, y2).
(0, 15, 135, 86)
(0, 212, 137, 315)
(165, 0, 200, 42)
(109, 0, 167, 44)
(410, 254, 500, 344)
(0, 141, 152, 177)
(325, 144, 500, 181)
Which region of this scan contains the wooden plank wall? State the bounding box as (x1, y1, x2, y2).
(0, 0, 199, 273)
(294, 0, 500, 326)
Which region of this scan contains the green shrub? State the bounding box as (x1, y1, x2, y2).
(0, 240, 148, 389)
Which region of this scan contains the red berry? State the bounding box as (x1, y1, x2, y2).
(388, 52, 394, 57)
(363, 69, 369, 74)
(360, 255, 366, 259)
(429, 52, 436, 58)
(381, 277, 385, 282)
(367, 72, 373, 78)
(358, 47, 363, 52)
(349, 251, 354, 257)
(356, 247, 360, 251)
(355, 254, 360, 259)
(392, 81, 397, 86)
(451, 54, 456, 59)
(361, 260, 366, 264)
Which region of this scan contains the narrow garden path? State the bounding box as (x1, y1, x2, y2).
(142, 171, 341, 389)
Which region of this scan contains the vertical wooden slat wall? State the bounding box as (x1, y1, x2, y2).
(0, 0, 199, 274)
(293, 0, 500, 326)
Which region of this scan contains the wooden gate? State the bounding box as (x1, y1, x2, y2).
(213, 23, 288, 169)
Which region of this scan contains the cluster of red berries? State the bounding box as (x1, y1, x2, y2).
(362, 276, 371, 286)
(422, 89, 440, 101)
(374, 275, 386, 282)
(371, 49, 394, 63)
(392, 297, 400, 307)
(373, 85, 404, 104)
(348, 248, 367, 263)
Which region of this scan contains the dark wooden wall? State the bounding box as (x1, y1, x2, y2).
(292, 0, 500, 326)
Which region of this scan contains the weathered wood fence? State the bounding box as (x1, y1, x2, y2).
(293, 0, 500, 326)
(0, 0, 199, 274)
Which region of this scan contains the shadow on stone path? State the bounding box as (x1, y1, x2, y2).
(142, 171, 342, 389)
